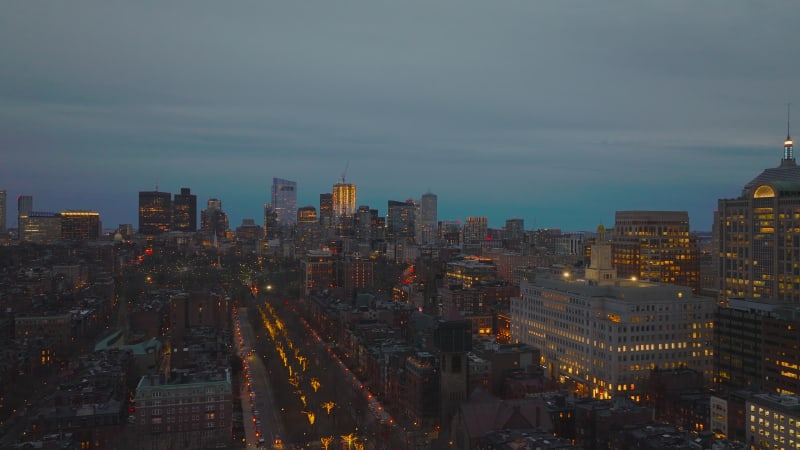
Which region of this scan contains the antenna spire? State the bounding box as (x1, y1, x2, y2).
(785, 103, 794, 162)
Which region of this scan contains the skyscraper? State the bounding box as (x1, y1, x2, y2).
(387, 199, 416, 240)
(319, 193, 333, 230)
(716, 117, 800, 304)
(138, 191, 172, 235)
(418, 192, 437, 245)
(271, 178, 297, 228)
(612, 210, 699, 291)
(332, 182, 356, 223)
(17, 195, 32, 240)
(263, 204, 279, 239)
(0, 190, 6, 234)
(172, 187, 197, 232)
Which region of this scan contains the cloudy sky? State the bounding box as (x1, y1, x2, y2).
(1, 2, 798, 231)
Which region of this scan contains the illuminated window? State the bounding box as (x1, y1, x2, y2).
(755, 185, 776, 198)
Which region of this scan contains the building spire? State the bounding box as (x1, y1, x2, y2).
(786, 103, 794, 162)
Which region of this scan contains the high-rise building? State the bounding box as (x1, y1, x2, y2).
(418, 192, 437, 245)
(319, 193, 333, 230)
(17, 194, 32, 240)
(138, 191, 172, 235)
(263, 204, 279, 239)
(172, 187, 197, 232)
(201, 198, 228, 238)
(612, 211, 699, 291)
(0, 189, 6, 234)
(387, 199, 416, 240)
(716, 120, 800, 304)
(332, 182, 356, 223)
(21, 212, 62, 243)
(271, 178, 297, 228)
(60, 211, 101, 240)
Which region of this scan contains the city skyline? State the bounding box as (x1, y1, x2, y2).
(1, 2, 799, 231)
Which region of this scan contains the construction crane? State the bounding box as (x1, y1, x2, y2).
(341, 160, 349, 184)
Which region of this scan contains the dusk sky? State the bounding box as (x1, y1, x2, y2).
(2, 2, 798, 232)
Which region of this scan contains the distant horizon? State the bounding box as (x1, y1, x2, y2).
(2, 2, 797, 236)
(2, 182, 725, 234)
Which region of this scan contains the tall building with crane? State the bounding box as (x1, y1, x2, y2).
(333, 162, 356, 224)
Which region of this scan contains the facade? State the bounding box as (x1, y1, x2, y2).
(319, 193, 333, 230)
(263, 204, 278, 239)
(613, 210, 699, 291)
(445, 259, 498, 289)
(297, 205, 317, 224)
(21, 211, 62, 243)
(17, 194, 33, 240)
(511, 242, 715, 400)
(387, 199, 416, 240)
(747, 393, 800, 450)
(201, 198, 228, 238)
(138, 191, 172, 235)
(172, 187, 197, 232)
(716, 127, 800, 304)
(271, 177, 297, 228)
(332, 182, 357, 223)
(463, 216, 488, 244)
(418, 192, 438, 245)
(301, 250, 335, 296)
(133, 370, 233, 448)
(60, 210, 101, 240)
(714, 298, 800, 396)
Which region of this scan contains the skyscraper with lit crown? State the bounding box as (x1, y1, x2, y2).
(716, 112, 800, 304)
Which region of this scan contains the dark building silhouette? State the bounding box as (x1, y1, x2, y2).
(172, 187, 197, 232)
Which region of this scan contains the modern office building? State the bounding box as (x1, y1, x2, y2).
(319, 193, 333, 230)
(271, 178, 297, 228)
(138, 191, 172, 235)
(332, 182, 357, 222)
(172, 188, 197, 232)
(716, 123, 800, 304)
(21, 212, 62, 243)
(387, 199, 416, 240)
(612, 210, 699, 291)
(511, 241, 714, 400)
(0, 189, 6, 234)
(263, 204, 278, 239)
(17, 194, 33, 240)
(60, 211, 101, 240)
(418, 192, 438, 245)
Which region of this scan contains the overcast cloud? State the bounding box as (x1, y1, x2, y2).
(1, 1, 798, 231)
